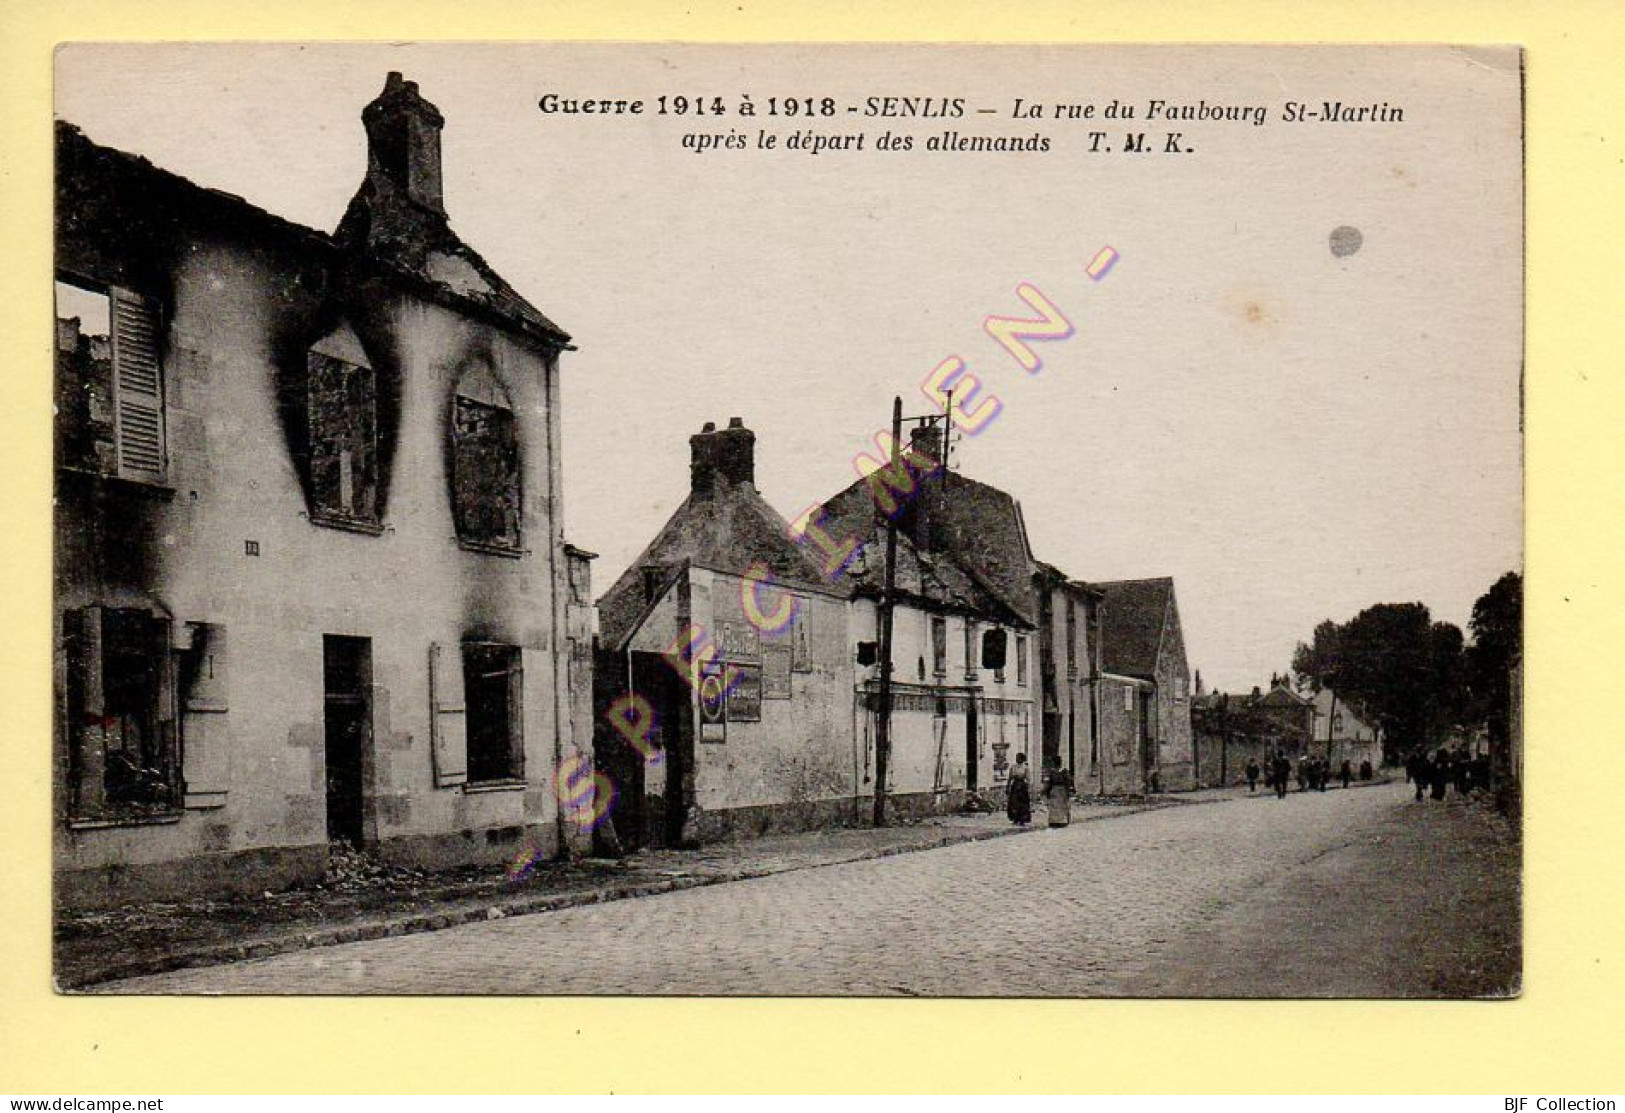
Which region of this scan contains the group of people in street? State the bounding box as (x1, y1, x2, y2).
(1406, 746, 1491, 801)
(1005, 753, 1075, 828)
(1245, 753, 1375, 799)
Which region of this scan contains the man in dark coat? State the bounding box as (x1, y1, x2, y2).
(1340, 759, 1353, 789)
(1246, 759, 1260, 793)
(1411, 752, 1431, 801)
(1272, 752, 1291, 799)
(1431, 749, 1451, 800)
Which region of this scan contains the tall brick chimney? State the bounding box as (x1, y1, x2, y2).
(690, 417, 756, 497)
(909, 422, 944, 468)
(361, 72, 446, 216)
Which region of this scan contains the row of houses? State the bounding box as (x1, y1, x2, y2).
(1190, 676, 1383, 786)
(51, 73, 1195, 906)
(591, 419, 1198, 849)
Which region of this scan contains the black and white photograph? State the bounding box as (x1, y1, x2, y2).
(51, 42, 1523, 998)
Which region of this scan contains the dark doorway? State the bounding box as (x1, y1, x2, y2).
(654, 663, 689, 848)
(610, 653, 692, 851)
(965, 698, 979, 792)
(323, 635, 372, 848)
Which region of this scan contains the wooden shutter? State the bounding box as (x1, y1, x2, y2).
(68, 606, 107, 816)
(109, 287, 166, 482)
(181, 623, 231, 805)
(506, 650, 525, 780)
(428, 642, 468, 787)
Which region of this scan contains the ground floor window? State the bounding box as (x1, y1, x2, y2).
(64, 606, 180, 820)
(464, 643, 524, 783)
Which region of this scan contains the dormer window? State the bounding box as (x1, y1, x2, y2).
(450, 361, 521, 554)
(307, 323, 379, 532)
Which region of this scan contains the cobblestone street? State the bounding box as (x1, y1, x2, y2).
(97, 782, 1518, 997)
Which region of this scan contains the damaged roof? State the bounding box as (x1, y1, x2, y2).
(57, 71, 569, 351)
(816, 467, 1039, 626)
(333, 186, 571, 349)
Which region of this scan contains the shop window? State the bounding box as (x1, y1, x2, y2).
(930, 616, 947, 678)
(464, 643, 523, 783)
(451, 364, 521, 553)
(64, 606, 180, 820)
(55, 279, 166, 483)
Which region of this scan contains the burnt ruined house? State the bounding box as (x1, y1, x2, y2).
(54, 74, 594, 907)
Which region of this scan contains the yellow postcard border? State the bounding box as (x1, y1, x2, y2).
(2, 0, 1621, 1096)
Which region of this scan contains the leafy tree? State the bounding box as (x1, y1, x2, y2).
(1293, 603, 1466, 760)
(1467, 571, 1523, 753)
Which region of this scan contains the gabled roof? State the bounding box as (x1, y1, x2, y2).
(839, 523, 1030, 628)
(1093, 577, 1175, 679)
(816, 467, 1039, 625)
(596, 480, 833, 651)
(1258, 684, 1314, 708)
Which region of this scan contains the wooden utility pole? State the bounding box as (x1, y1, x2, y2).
(872, 396, 902, 827)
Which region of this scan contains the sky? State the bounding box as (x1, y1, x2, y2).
(54, 43, 1524, 692)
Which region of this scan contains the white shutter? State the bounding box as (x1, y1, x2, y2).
(182, 624, 230, 806)
(429, 642, 468, 788)
(109, 287, 166, 482)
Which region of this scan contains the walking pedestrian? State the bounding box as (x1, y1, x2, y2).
(1360, 759, 1373, 781)
(1006, 753, 1033, 825)
(1273, 751, 1291, 799)
(1246, 759, 1260, 793)
(1431, 748, 1451, 801)
(1340, 760, 1353, 789)
(1412, 751, 1431, 801)
(1043, 759, 1074, 828)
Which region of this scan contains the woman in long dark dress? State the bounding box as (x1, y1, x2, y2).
(1043, 759, 1074, 827)
(1006, 753, 1033, 825)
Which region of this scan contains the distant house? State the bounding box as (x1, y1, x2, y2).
(1309, 688, 1382, 771)
(1093, 578, 1196, 791)
(1192, 678, 1314, 786)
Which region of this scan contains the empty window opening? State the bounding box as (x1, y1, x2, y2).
(308, 349, 379, 528)
(66, 607, 179, 819)
(464, 643, 523, 783)
(55, 279, 166, 482)
(451, 371, 521, 552)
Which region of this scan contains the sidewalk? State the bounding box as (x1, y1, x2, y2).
(57, 795, 1168, 989)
